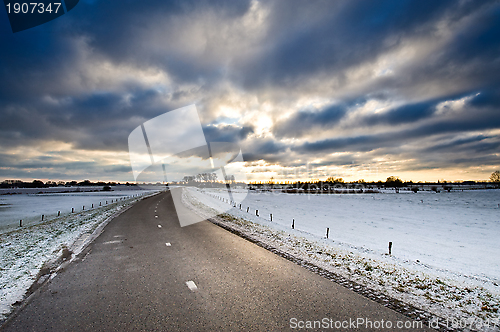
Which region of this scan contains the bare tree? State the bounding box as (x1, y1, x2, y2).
(491, 171, 500, 186)
(326, 177, 344, 184)
(225, 174, 235, 184)
(209, 173, 218, 182)
(183, 176, 195, 183)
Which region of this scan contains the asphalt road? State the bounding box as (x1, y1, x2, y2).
(1, 191, 434, 331)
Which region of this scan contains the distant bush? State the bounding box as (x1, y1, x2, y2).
(385, 176, 404, 188)
(411, 187, 418, 193)
(102, 185, 112, 191)
(491, 171, 500, 187)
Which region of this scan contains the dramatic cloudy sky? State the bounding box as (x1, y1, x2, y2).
(1, 0, 499, 182)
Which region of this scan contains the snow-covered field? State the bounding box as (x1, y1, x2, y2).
(183, 187, 500, 331)
(0, 189, 149, 234)
(0, 190, 161, 320)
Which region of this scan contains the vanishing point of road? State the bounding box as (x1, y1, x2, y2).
(1, 191, 434, 331)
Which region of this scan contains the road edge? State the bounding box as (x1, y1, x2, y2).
(206, 216, 457, 332)
(0, 192, 162, 330)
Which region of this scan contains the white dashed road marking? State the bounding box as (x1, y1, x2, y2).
(103, 240, 122, 244)
(186, 281, 198, 291)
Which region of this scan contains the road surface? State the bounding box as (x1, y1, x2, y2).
(1, 191, 434, 331)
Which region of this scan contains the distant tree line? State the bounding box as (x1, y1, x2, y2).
(182, 172, 218, 183)
(0, 179, 135, 189)
(3, 171, 499, 189)
(177, 172, 242, 187)
(250, 171, 500, 191)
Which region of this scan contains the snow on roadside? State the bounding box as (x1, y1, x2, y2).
(0, 191, 160, 321)
(182, 187, 500, 332)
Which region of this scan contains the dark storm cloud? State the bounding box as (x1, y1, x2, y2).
(405, 109, 500, 139)
(0, 152, 130, 177)
(469, 85, 500, 108)
(0, 88, 173, 151)
(363, 99, 438, 126)
(0, 164, 132, 182)
(309, 156, 359, 168)
(0, 1, 252, 124)
(272, 99, 366, 138)
(439, 6, 500, 64)
(0, 0, 256, 168)
(242, 138, 288, 163)
(397, 154, 500, 173)
(70, 0, 252, 83)
(292, 97, 500, 155)
(358, 89, 481, 127)
(271, 92, 471, 141)
(66, 88, 169, 127)
(203, 124, 254, 143)
(423, 135, 494, 154)
(379, 3, 500, 96)
(1, 0, 500, 180)
(293, 135, 381, 154)
(236, 0, 495, 88)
